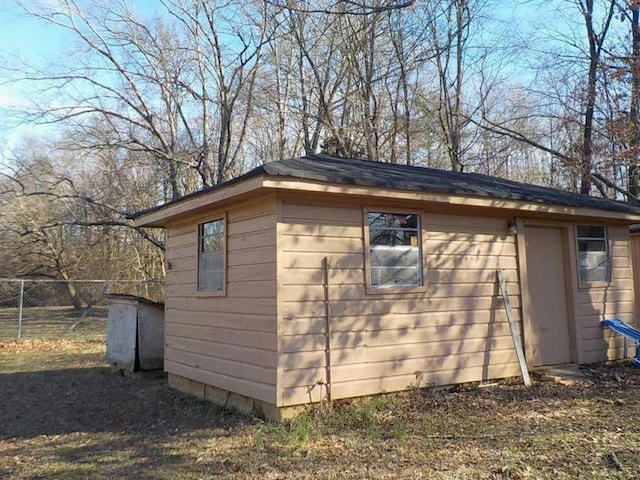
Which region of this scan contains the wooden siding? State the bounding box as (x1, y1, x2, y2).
(578, 225, 636, 364)
(632, 233, 640, 328)
(165, 195, 278, 404)
(277, 201, 522, 407)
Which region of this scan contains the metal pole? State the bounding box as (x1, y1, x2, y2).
(17, 280, 24, 341)
(322, 257, 333, 406)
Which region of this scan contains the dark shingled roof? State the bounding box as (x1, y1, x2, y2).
(130, 153, 640, 219)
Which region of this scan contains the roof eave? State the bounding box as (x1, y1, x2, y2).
(132, 175, 266, 228)
(262, 177, 640, 222)
(132, 173, 640, 229)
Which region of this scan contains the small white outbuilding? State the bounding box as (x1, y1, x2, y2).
(106, 294, 165, 372)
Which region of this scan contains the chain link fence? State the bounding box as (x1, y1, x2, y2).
(0, 279, 165, 342)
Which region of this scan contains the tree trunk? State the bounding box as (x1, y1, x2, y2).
(629, 1, 640, 198)
(60, 271, 86, 310)
(580, 0, 597, 195)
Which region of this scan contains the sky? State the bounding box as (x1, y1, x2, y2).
(0, 1, 66, 141)
(0, 0, 166, 156)
(0, 0, 567, 159)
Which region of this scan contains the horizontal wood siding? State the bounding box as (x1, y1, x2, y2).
(278, 201, 522, 407)
(165, 195, 278, 404)
(579, 225, 636, 364)
(632, 234, 640, 329)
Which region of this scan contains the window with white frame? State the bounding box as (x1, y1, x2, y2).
(367, 212, 422, 288)
(198, 218, 225, 291)
(576, 225, 610, 284)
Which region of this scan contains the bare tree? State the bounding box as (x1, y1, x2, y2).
(263, 0, 436, 162)
(474, 0, 616, 193)
(14, 0, 272, 199)
(0, 139, 165, 284)
(578, 0, 616, 193)
(264, 0, 415, 15)
(602, 0, 640, 197)
(163, 0, 273, 182)
(416, 0, 503, 172)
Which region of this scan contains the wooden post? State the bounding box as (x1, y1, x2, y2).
(322, 257, 333, 405)
(497, 269, 531, 387)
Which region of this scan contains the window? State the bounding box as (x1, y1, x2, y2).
(198, 218, 225, 291)
(367, 212, 422, 288)
(576, 225, 610, 284)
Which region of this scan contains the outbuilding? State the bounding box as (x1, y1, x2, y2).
(132, 154, 640, 419)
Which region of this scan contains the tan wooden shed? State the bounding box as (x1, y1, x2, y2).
(629, 225, 640, 325)
(132, 154, 640, 419)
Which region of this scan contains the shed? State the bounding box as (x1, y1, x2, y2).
(132, 154, 640, 419)
(106, 294, 165, 372)
(629, 225, 640, 322)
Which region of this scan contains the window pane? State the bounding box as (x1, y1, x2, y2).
(370, 246, 420, 268)
(368, 213, 418, 230)
(202, 233, 224, 253)
(579, 251, 607, 270)
(578, 239, 606, 252)
(370, 229, 419, 246)
(201, 251, 223, 271)
(200, 270, 223, 291)
(577, 225, 609, 284)
(577, 226, 605, 239)
(199, 218, 225, 291)
(580, 267, 608, 283)
(367, 212, 422, 288)
(371, 266, 420, 287)
(202, 219, 224, 236)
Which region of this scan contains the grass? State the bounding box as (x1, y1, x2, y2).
(2, 341, 640, 479)
(0, 339, 105, 372)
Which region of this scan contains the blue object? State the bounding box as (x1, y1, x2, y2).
(602, 318, 640, 367)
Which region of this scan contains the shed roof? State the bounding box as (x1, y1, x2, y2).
(105, 293, 165, 309)
(131, 153, 640, 223)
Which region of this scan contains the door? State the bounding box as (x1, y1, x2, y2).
(525, 226, 572, 366)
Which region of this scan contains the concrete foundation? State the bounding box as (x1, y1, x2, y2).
(168, 374, 302, 421)
(531, 364, 588, 386)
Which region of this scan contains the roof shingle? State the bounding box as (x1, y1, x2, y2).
(131, 153, 640, 218)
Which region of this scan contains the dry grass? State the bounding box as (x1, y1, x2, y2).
(2, 341, 640, 479)
(0, 339, 105, 372)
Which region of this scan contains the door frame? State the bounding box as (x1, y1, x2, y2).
(516, 218, 581, 368)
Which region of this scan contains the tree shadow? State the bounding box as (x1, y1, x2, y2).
(0, 366, 246, 440)
(0, 363, 270, 478)
(278, 201, 520, 405)
(278, 200, 640, 409)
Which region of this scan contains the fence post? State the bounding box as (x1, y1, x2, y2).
(17, 280, 25, 341)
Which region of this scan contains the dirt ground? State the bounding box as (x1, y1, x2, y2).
(2, 340, 640, 479)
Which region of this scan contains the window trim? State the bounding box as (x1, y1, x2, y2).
(363, 208, 427, 295)
(196, 213, 227, 296)
(575, 224, 611, 289)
